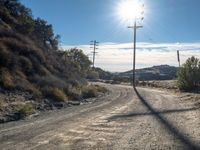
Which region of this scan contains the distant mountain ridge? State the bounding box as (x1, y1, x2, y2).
(120, 65, 178, 81)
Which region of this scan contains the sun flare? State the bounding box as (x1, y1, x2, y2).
(117, 0, 144, 21)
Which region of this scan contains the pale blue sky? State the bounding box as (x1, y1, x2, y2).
(20, 0, 200, 44)
(20, 0, 200, 71)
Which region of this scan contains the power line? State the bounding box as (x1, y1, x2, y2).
(90, 40, 99, 68)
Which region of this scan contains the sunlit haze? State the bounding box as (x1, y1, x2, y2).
(117, 0, 144, 22)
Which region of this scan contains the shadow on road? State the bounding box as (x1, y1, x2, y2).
(109, 107, 198, 119)
(108, 87, 200, 150)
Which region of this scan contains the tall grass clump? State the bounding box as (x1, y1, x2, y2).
(43, 87, 68, 102)
(0, 68, 15, 89)
(81, 85, 108, 99)
(18, 103, 35, 118)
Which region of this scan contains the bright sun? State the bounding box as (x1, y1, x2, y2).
(117, 0, 144, 21)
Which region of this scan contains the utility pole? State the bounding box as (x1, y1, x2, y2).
(127, 3, 144, 88)
(90, 40, 99, 68)
(128, 21, 143, 88)
(177, 50, 181, 67)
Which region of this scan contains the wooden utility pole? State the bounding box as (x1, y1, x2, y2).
(90, 40, 99, 68)
(177, 50, 181, 67)
(128, 21, 143, 88)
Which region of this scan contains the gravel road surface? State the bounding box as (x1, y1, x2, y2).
(0, 84, 200, 150)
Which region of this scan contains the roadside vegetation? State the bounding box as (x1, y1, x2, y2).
(138, 80, 177, 89)
(81, 85, 108, 99)
(177, 56, 200, 91)
(138, 56, 200, 93)
(17, 103, 35, 118)
(0, 0, 108, 122)
(46, 88, 69, 102)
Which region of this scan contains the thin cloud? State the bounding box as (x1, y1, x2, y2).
(62, 42, 200, 72)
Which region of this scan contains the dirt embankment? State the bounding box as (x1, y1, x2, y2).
(0, 84, 108, 123)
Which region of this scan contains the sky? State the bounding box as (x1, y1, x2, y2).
(20, 0, 200, 72)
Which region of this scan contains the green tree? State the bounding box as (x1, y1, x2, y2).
(0, 0, 35, 34)
(1, 0, 32, 17)
(177, 56, 200, 90)
(49, 34, 60, 50)
(65, 49, 91, 76)
(0, 0, 20, 16)
(33, 18, 59, 50)
(16, 11, 35, 34)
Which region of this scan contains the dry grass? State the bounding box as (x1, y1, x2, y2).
(67, 87, 81, 101)
(0, 100, 2, 110)
(15, 77, 42, 97)
(16, 69, 27, 79)
(138, 80, 178, 90)
(37, 66, 51, 76)
(81, 85, 108, 99)
(17, 103, 35, 117)
(94, 85, 108, 93)
(81, 86, 97, 99)
(18, 56, 33, 74)
(0, 68, 15, 89)
(49, 88, 68, 102)
(0, 43, 12, 67)
(33, 74, 68, 89)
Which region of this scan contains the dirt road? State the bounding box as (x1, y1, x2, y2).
(0, 84, 200, 150)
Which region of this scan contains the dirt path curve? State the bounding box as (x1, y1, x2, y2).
(0, 84, 200, 150)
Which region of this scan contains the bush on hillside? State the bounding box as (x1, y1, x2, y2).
(18, 103, 35, 118)
(43, 87, 68, 102)
(81, 86, 97, 99)
(0, 44, 12, 67)
(0, 68, 15, 89)
(177, 56, 200, 90)
(87, 70, 99, 80)
(19, 56, 33, 74)
(81, 85, 108, 99)
(0, 0, 93, 104)
(94, 85, 108, 93)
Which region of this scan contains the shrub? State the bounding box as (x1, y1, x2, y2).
(94, 85, 108, 93)
(16, 69, 27, 79)
(81, 85, 107, 99)
(0, 7, 17, 26)
(0, 68, 15, 89)
(15, 76, 42, 97)
(112, 75, 130, 83)
(87, 70, 99, 79)
(44, 87, 68, 102)
(177, 56, 200, 90)
(1, 36, 45, 64)
(18, 103, 35, 117)
(19, 56, 33, 74)
(0, 44, 12, 67)
(32, 74, 67, 89)
(67, 87, 81, 101)
(37, 66, 50, 76)
(81, 86, 97, 99)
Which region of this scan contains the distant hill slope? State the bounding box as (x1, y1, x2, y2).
(120, 65, 178, 81)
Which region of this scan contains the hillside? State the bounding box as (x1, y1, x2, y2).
(120, 65, 178, 81)
(0, 0, 106, 122)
